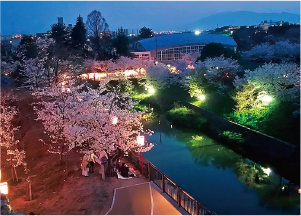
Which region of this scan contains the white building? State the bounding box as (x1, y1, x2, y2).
(131, 32, 237, 63)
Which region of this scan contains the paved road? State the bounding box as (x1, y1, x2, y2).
(106, 182, 183, 215)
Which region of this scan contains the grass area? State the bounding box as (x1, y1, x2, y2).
(191, 92, 236, 116)
(166, 105, 208, 130)
(220, 131, 245, 145)
(131, 92, 152, 101)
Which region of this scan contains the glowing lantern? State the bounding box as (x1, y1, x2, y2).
(0, 182, 8, 195)
(298, 189, 300, 193)
(186, 65, 195, 69)
(112, 116, 118, 125)
(137, 135, 145, 146)
(137, 135, 145, 175)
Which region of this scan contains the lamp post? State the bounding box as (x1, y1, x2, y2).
(155, 38, 158, 64)
(137, 135, 145, 175)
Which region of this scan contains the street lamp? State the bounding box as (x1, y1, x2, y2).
(137, 135, 145, 175)
(0, 182, 8, 195)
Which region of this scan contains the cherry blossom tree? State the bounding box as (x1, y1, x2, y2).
(188, 56, 240, 97)
(1, 90, 26, 181)
(144, 62, 172, 90)
(22, 58, 45, 90)
(32, 73, 82, 164)
(243, 40, 300, 63)
(65, 78, 154, 154)
(233, 62, 300, 112)
(33, 74, 153, 163)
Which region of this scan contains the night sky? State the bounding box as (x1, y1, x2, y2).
(1, 1, 300, 35)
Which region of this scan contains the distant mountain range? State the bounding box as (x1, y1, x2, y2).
(189, 11, 300, 31)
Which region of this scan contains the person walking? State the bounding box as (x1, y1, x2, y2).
(98, 150, 108, 180)
(88, 151, 97, 173)
(81, 153, 89, 177)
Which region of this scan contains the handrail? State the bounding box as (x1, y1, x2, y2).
(128, 151, 215, 215)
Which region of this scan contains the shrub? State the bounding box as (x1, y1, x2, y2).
(166, 105, 207, 130)
(220, 131, 245, 144)
(225, 108, 271, 131)
(134, 104, 147, 111)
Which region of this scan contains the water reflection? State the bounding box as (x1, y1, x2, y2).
(144, 118, 300, 212)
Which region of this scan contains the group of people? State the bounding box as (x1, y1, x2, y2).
(114, 158, 138, 178)
(81, 150, 108, 179)
(81, 149, 138, 179)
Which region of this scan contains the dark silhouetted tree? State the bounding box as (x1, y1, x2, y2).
(51, 23, 68, 45)
(139, 26, 154, 38)
(113, 27, 130, 56)
(198, 43, 240, 62)
(18, 35, 38, 59)
(71, 15, 87, 51)
(86, 10, 110, 59)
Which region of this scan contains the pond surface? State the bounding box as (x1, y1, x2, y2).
(143, 119, 300, 215)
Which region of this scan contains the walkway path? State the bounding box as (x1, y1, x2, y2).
(105, 181, 186, 215)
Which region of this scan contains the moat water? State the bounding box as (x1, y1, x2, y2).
(143, 119, 300, 215)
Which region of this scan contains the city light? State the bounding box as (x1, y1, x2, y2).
(195, 30, 201, 35)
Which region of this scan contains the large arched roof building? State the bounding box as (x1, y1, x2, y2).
(131, 33, 237, 63)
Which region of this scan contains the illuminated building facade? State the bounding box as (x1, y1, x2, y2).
(132, 32, 237, 63)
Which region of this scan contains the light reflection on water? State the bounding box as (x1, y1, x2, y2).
(143, 119, 300, 215)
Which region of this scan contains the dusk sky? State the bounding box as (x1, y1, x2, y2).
(1, 1, 300, 35)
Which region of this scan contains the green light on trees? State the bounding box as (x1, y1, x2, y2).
(261, 95, 273, 103)
(147, 86, 155, 95)
(198, 95, 205, 101)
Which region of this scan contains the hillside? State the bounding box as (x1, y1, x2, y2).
(191, 11, 300, 30)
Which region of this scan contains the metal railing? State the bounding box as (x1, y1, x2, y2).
(128, 152, 215, 215)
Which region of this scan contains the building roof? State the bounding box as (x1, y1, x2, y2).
(137, 33, 237, 51)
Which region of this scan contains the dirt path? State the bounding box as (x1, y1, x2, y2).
(1, 91, 150, 215)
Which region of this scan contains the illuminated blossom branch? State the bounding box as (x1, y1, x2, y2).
(234, 62, 300, 113)
(65, 78, 154, 154)
(0, 90, 27, 181)
(32, 73, 83, 163)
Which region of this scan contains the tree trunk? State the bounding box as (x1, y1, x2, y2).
(59, 142, 64, 165)
(13, 166, 18, 181)
(10, 155, 15, 181)
(29, 181, 32, 201)
(27, 177, 32, 201)
(10, 166, 15, 181)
